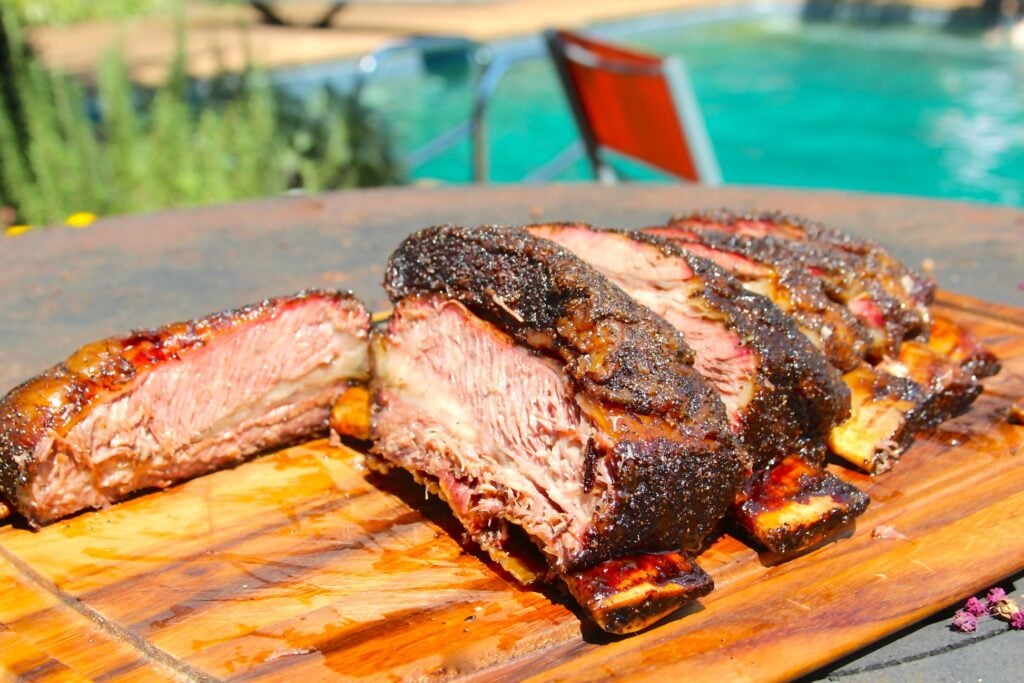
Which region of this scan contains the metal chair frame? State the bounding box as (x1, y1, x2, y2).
(348, 30, 719, 184)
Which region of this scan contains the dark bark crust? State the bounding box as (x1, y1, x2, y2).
(659, 212, 986, 432)
(644, 224, 873, 372)
(664, 210, 935, 357)
(623, 228, 851, 467)
(670, 209, 936, 305)
(385, 225, 726, 427)
(519, 223, 866, 553)
(647, 213, 994, 476)
(383, 225, 745, 569)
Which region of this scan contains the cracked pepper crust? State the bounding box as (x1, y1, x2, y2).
(666, 210, 935, 354)
(621, 227, 852, 467)
(671, 208, 936, 305)
(384, 224, 746, 567)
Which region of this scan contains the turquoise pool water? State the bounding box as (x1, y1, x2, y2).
(359, 16, 1024, 206)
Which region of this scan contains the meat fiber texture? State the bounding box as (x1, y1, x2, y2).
(654, 210, 934, 360)
(528, 223, 851, 469)
(527, 223, 867, 554)
(375, 225, 745, 577)
(0, 290, 370, 527)
(645, 211, 997, 473)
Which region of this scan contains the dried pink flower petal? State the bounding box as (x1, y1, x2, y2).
(986, 587, 1008, 610)
(963, 596, 986, 617)
(993, 598, 1021, 620)
(1011, 612, 1024, 630)
(951, 610, 978, 633)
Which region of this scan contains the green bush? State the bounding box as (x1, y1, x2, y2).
(0, 12, 403, 227)
(7, 0, 178, 26)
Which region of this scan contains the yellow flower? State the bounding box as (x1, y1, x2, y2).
(5, 225, 32, 236)
(65, 212, 97, 228)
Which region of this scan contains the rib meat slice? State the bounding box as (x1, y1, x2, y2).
(528, 223, 866, 552)
(644, 219, 989, 473)
(527, 223, 850, 467)
(644, 222, 921, 471)
(672, 209, 935, 310)
(697, 214, 990, 430)
(652, 211, 933, 359)
(644, 225, 871, 372)
(374, 225, 745, 633)
(0, 290, 370, 527)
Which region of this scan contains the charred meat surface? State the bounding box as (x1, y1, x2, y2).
(651, 211, 934, 360)
(672, 226, 919, 357)
(644, 224, 871, 372)
(527, 223, 865, 553)
(643, 221, 908, 470)
(529, 223, 850, 467)
(0, 290, 370, 526)
(376, 225, 746, 633)
(671, 209, 935, 307)
(644, 215, 994, 473)
(563, 551, 713, 634)
(926, 315, 1000, 379)
(731, 455, 869, 554)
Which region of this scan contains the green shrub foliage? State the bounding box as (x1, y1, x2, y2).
(0, 11, 402, 226)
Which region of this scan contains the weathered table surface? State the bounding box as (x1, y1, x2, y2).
(0, 184, 1022, 681)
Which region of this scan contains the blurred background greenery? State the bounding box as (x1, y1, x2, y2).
(0, 3, 403, 229)
(5, 0, 176, 26)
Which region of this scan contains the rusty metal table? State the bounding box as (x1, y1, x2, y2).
(1, 184, 1022, 681)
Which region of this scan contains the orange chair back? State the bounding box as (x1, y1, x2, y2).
(545, 29, 720, 184)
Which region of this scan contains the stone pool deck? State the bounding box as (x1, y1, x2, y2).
(28, 0, 978, 85)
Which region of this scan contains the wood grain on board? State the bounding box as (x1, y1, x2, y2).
(0, 292, 1022, 682)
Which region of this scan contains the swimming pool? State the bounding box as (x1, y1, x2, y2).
(355, 12, 1024, 206)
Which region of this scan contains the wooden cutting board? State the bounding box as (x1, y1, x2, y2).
(1, 291, 1022, 683)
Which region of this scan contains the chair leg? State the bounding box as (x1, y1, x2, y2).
(597, 164, 617, 185)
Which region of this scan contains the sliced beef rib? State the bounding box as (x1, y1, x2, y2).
(0, 290, 370, 526)
(528, 223, 850, 467)
(373, 225, 745, 633)
(528, 223, 867, 552)
(659, 210, 933, 357)
(645, 212, 994, 473)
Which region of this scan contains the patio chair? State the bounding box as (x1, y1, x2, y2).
(543, 28, 721, 185)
